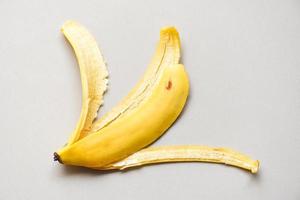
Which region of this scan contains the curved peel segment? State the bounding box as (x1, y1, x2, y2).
(61, 21, 108, 145)
(90, 27, 180, 132)
(102, 146, 259, 173)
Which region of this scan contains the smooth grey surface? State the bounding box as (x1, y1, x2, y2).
(0, 0, 299, 199)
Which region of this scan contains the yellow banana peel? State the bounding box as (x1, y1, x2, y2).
(61, 21, 108, 145)
(54, 20, 259, 174)
(90, 26, 180, 133)
(101, 146, 259, 173)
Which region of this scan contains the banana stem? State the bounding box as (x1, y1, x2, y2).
(101, 146, 259, 173)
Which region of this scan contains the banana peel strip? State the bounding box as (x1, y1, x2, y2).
(100, 146, 259, 173)
(90, 27, 180, 133)
(61, 21, 108, 145)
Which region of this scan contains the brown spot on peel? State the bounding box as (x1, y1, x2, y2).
(166, 80, 172, 90)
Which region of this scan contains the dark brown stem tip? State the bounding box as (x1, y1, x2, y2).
(53, 152, 62, 164)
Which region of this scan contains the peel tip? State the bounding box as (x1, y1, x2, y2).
(251, 160, 260, 174)
(61, 20, 79, 33)
(160, 26, 179, 39)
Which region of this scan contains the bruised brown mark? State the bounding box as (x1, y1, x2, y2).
(166, 80, 172, 90)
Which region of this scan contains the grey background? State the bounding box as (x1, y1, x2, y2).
(0, 0, 299, 199)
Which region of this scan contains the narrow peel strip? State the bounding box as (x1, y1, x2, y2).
(101, 146, 259, 173)
(61, 20, 108, 145)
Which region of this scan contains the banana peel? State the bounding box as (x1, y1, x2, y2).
(61, 21, 108, 145)
(54, 20, 259, 174)
(90, 27, 180, 133)
(101, 146, 259, 173)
